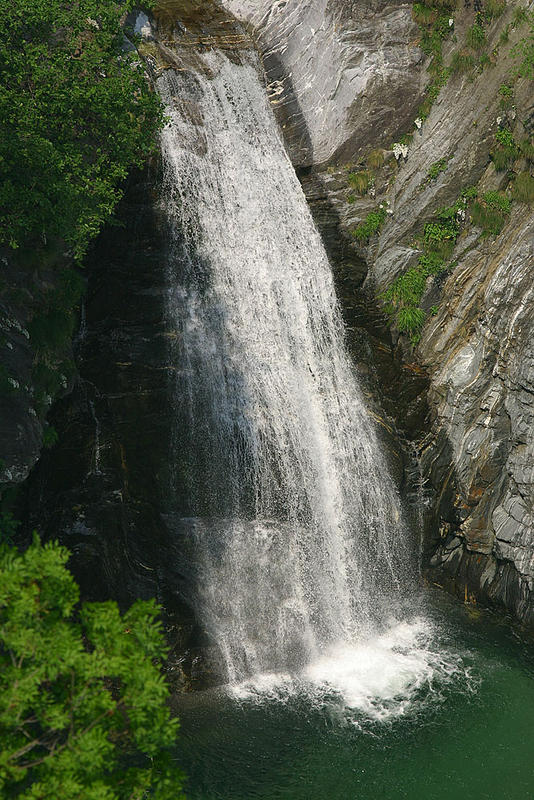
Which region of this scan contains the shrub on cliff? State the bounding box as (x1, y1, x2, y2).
(0, 0, 164, 260)
(0, 536, 185, 799)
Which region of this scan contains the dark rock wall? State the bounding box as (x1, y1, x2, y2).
(18, 165, 210, 687)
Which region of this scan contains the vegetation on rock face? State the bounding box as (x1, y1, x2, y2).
(512, 171, 534, 203)
(0, 536, 184, 800)
(466, 21, 487, 51)
(352, 207, 388, 242)
(413, 0, 454, 120)
(471, 190, 511, 234)
(348, 171, 371, 195)
(511, 10, 534, 77)
(382, 189, 479, 342)
(0, 0, 164, 261)
(427, 157, 449, 180)
(492, 126, 520, 170)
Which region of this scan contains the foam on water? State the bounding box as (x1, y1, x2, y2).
(229, 617, 473, 721)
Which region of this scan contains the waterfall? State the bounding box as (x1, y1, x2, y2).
(159, 50, 414, 686)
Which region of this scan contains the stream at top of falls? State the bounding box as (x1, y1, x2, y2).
(155, 47, 534, 798)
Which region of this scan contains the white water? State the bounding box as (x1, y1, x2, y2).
(159, 49, 438, 699)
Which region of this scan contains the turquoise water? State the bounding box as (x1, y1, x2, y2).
(174, 593, 534, 800)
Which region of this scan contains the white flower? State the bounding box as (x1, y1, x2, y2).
(415, 118, 423, 129)
(29, 408, 37, 417)
(496, 116, 502, 125)
(449, 18, 454, 26)
(8, 378, 19, 389)
(393, 143, 409, 160)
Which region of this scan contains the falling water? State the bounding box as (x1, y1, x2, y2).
(159, 50, 418, 689)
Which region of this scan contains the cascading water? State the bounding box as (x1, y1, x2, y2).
(159, 48, 454, 706)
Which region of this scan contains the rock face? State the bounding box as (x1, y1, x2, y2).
(19, 165, 220, 689)
(226, 0, 534, 625)
(222, 0, 426, 166)
(419, 211, 534, 623)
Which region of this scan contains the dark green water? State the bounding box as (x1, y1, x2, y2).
(174, 593, 534, 800)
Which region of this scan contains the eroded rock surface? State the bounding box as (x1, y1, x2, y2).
(223, 0, 426, 166)
(419, 211, 534, 623)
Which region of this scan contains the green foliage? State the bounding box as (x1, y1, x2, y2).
(352, 207, 388, 242)
(512, 171, 534, 203)
(347, 171, 371, 195)
(499, 83, 514, 108)
(512, 6, 529, 27)
(495, 128, 516, 148)
(430, 0, 457, 9)
(450, 51, 475, 74)
(500, 24, 510, 44)
(380, 191, 475, 344)
(0, 0, 164, 260)
(511, 13, 534, 78)
(419, 11, 452, 58)
(491, 128, 519, 170)
(499, 83, 514, 99)
(478, 53, 492, 71)
(471, 191, 511, 234)
(413, 2, 454, 120)
(383, 268, 428, 308)
(367, 149, 385, 169)
(413, 3, 438, 26)
(42, 425, 59, 449)
(417, 68, 447, 118)
(520, 138, 534, 161)
(397, 307, 426, 338)
(467, 22, 487, 51)
(427, 157, 449, 180)
(0, 536, 185, 799)
(418, 251, 446, 274)
(423, 206, 459, 246)
(484, 0, 506, 19)
(461, 185, 479, 200)
(482, 191, 511, 214)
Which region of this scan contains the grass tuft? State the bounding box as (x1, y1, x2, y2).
(471, 191, 511, 234)
(466, 22, 487, 50)
(348, 171, 371, 194)
(512, 172, 534, 203)
(367, 149, 385, 170)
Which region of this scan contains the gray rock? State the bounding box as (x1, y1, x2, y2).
(223, 0, 426, 166)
